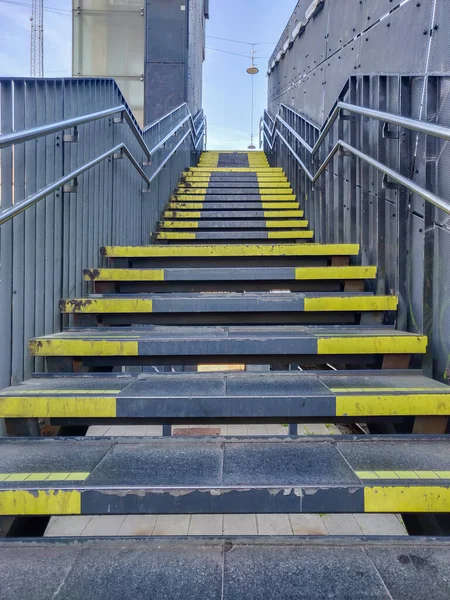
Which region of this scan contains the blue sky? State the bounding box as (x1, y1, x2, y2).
(0, 0, 296, 149)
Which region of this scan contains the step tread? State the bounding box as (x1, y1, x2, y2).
(60, 293, 397, 314)
(0, 436, 448, 514)
(155, 231, 314, 240)
(159, 220, 309, 228)
(29, 326, 427, 357)
(1, 371, 448, 420)
(100, 243, 360, 258)
(2, 536, 449, 600)
(83, 266, 377, 282)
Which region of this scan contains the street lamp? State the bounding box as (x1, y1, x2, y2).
(247, 45, 258, 149)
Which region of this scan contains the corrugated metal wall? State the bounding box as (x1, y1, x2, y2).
(266, 0, 450, 385)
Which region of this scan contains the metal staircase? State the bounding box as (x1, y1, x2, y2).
(2, 150, 450, 596)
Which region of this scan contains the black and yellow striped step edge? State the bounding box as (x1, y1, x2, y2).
(182, 175, 288, 182)
(29, 326, 427, 357)
(168, 202, 301, 210)
(60, 294, 398, 314)
(163, 210, 305, 219)
(186, 167, 283, 173)
(100, 243, 360, 258)
(172, 194, 297, 201)
(0, 436, 449, 514)
(1, 371, 448, 419)
(159, 220, 309, 229)
(83, 265, 377, 282)
(176, 186, 293, 193)
(155, 231, 314, 241)
(178, 181, 291, 188)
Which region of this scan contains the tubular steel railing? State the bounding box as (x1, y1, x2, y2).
(261, 74, 450, 384)
(0, 78, 205, 408)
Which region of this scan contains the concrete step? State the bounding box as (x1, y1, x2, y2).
(186, 167, 282, 173)
(2, 536, 449, 600)
(154, 230, 314, 241)
(183, 175, 288, 182)
(2, 370, 447, 422)
(0, 435, 447, 515)
(163, 210, 305, 219)
(29, 325, 426, 369)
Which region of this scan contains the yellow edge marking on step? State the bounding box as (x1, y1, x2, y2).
(0, 396, 116, 417)
(164, 212, 202, 218)
(175, 195, 206, 201)
(357, 471, 450, 480)
(317, 335, 427, 355)
(187, 168, 283, 172)
(168, 203, 301, 210)
(0, 389, 120, 395)
(29, 340, 139, 356)
(157, 232, 197, 240)
(264, 211, 304, 217)
(178, 184, 292, 190)
(103, 244, 360, 258)
(304, 296, 398, 312)
(331, 387, 448, 392)
(295, 266, 377, 280)
(261, 194, 295, 201)
(0, 472, 89, 482)
(161, 220, 308, 229)
(84, 269, 164, 282)
(364, 486, 450, 512)
(177, 188, 209, 194)
(337, 394, 450, 416)
(64, 299, 154, 314)
(160, 221, 200, 229)
(0, 490, 81, 515)
(267, 231, 314, 239)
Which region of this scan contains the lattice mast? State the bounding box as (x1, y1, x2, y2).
(30, 0, 44, 77)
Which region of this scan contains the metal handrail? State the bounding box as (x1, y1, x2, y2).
(149, 117, 206, 183)
(0, 143, 150, 226)
(263, 102, 450, 216)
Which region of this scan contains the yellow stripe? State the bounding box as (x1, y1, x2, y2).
(160, 221, 199, 229)
(177, 188, 209, 194)
(169, 203, 209, 209)
(331, 387, 447, 392)
(0, 389, 120, 395)
(62, 299, 154, 313)
(262, 220, 309, 228)
(261, 194, 295, 201)
(336, 393, 450, 416)
(156, 232, 196, 240)
(357, 471, 450, 480)
(0, 396, 116, 417)
(0, 490, 81, 515)
(0, 472, 89, 482)
(267, 230, 314, 239)
(175, 195, 206, 201)
(29, 340, 139, 356)
(103, 244, 360, 258)
(164, 212, 201, 218)
(317, 335, 427, 355)
(304, 296, 398, 312)
(295, 266, 377, 280)
(84, 269, 164, 282)
(364, 486, 450, 512)
(264, 211, 304, 217)
(260, 203, 300, 209)
(187, 168, 283, 172)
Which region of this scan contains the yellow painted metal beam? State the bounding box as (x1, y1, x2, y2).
(0, 396, 116, 417)
(61, 298, 154, 313)
(363, 487, 450, 512)
(84, 269, 164, 281)
(29, 340, 139, 357)
(0, 490, 81, 515)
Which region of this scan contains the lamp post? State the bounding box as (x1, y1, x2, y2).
(247, 45, 259, 150)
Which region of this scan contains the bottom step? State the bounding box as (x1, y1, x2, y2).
(1, 536, 450, 599)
